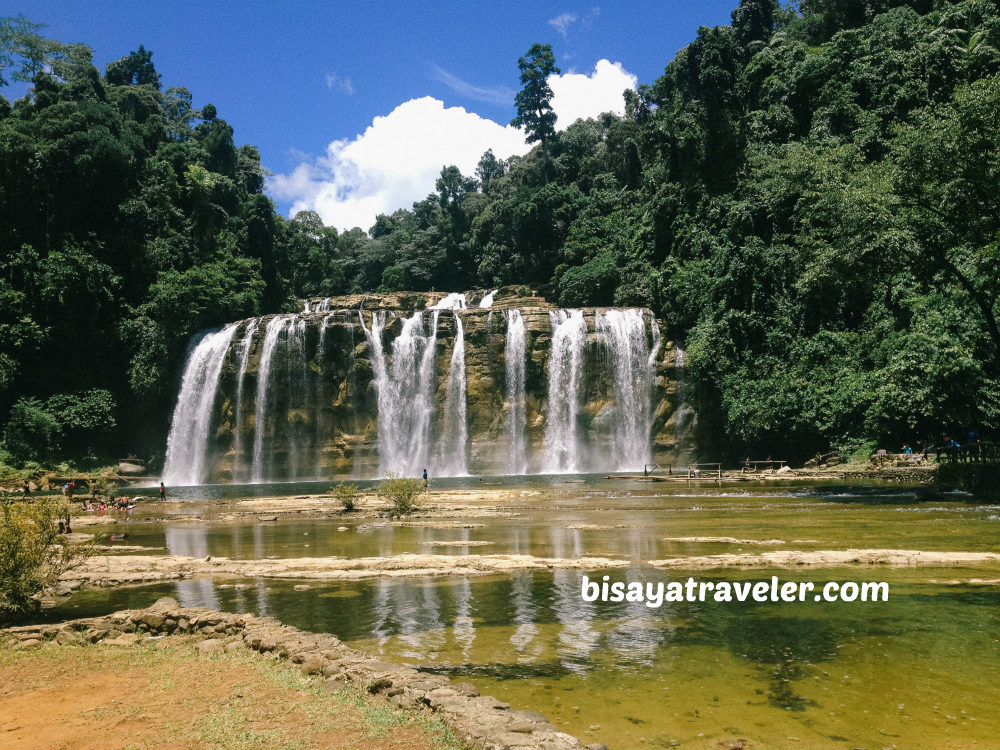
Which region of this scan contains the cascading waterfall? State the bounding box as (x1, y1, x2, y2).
(673, 346, 695, 467)
(314, 313, 333, 479)
(162, 293, 676, 485)
(542, 310, 587, 473)
(365, 310, 440, 476)
(231, 319, 258, 482)
(504, 308, 527, 474)
(162, 323, 239, 486)
(479, 289, 497, 308)
(431, 293, 466, 310)
(595, 309, 654, 470)
(285, 316, 309, 479)
(434, 311, 468, 476)
(250, 316, 288, 483)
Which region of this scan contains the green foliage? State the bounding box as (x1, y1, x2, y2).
(2, 398, 61, 462)
(330, 482, 359, 512)
(0, 497, 87, 623)
(376, 475, 423, 517)
(557, 253, 618, 307)
(511, 43, 560, 181)
(5, 3, 1000, 467)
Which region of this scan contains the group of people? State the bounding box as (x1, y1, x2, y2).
(940, 430, 986, 462)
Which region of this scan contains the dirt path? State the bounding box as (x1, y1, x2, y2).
(0, 638, 456, 750)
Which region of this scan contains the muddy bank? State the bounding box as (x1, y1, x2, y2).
(648, 548, 1000, 570)
(2, 599, 593, 750)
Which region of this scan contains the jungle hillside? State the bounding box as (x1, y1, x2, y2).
(2, 0, 999, 470)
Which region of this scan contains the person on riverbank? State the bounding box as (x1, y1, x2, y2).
(160, 481, 166, 500)
(22, 481, 31, 499)
(422, 469, 428, 490)
(67, 480, 74, 501)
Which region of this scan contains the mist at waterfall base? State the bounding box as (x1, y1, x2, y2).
(162, 293, 672, 487)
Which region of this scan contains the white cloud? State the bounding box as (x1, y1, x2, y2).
(324, 72, 354, 96)
(548, 12, 578, 38)
(430, 64, 514, 105)
(271, 60, 637, 233)
(550, 59, 636, 125)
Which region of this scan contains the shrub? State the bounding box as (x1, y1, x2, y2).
(2, 397, 61, 463)
(331, 482, 359, 512)
(557, 253, 618, 307)
(0, 497, 90, 623)
(376, 475, 423, 517)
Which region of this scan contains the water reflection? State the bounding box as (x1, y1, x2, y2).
(48, 570, 1000, 748)
(164, 526, 219, 609)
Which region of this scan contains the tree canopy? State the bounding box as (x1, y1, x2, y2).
(4, 0, 1000, 467)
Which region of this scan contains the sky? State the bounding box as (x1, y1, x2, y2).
(12, 1, 739, 232)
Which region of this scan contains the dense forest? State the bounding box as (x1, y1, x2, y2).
(2, 0, 999, 469)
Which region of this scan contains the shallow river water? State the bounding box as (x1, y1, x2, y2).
(50, 477, 1000, 749)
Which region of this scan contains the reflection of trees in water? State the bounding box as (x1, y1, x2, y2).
(724, 616, 841, 711)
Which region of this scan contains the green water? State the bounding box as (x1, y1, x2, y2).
(50, 479, 1000, 749)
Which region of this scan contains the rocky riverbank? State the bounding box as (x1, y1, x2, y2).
(2, 598, 596, 750)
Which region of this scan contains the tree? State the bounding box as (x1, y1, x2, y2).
(1, 496, 88, 623)
(511, 43, 560, 183)
(104, 45, 160, 88)
(475, 149, 506, 193)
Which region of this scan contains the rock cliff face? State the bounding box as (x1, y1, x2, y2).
(163, 289, 695, 484)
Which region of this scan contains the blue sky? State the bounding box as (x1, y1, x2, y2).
(12, 1, 739, 231)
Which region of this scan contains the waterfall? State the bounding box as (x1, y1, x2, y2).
(314, 313, 333, 479)
(542, 310, 587, 473)
(504, 308, 527, 474)
(595, 309, 654, 470)
(673, 346, 696, 467)
(363, 310, 440, 476)
(163, 323, 239, 486)
(431, 292, 466, 310)
(231, 319, 258, 482)
(250, 316, 288, 483)
(434, 311, 468, 475)
(285, 316, 309, 479)
(479, 289, 497, 308)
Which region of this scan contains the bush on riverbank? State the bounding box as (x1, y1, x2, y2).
(377, 476, 423, 517)
(0, 497, 90, 624)
(330, 482, 360, 512)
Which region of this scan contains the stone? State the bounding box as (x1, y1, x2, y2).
(299, 657, 325, 675)
(453, 681, 480, 697)
(140, 613, 166, 629)
(196, 639, 224, 655)
(367, 677, 395, 694)
(54, 629, 77, 645)
(509, 720, 538, 733)
(149, 596, 179, 611)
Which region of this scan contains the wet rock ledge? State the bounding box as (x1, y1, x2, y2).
(2, 598, 599, 750)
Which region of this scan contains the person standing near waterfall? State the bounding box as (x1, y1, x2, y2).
(423, 468, 428, 490)
(160, 481, 166, 500)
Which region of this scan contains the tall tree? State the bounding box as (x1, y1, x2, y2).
(511, 43, 560, 183)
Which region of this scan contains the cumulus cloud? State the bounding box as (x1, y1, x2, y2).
(550, 59, 636, 125)
(271, 60, 637, 233)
